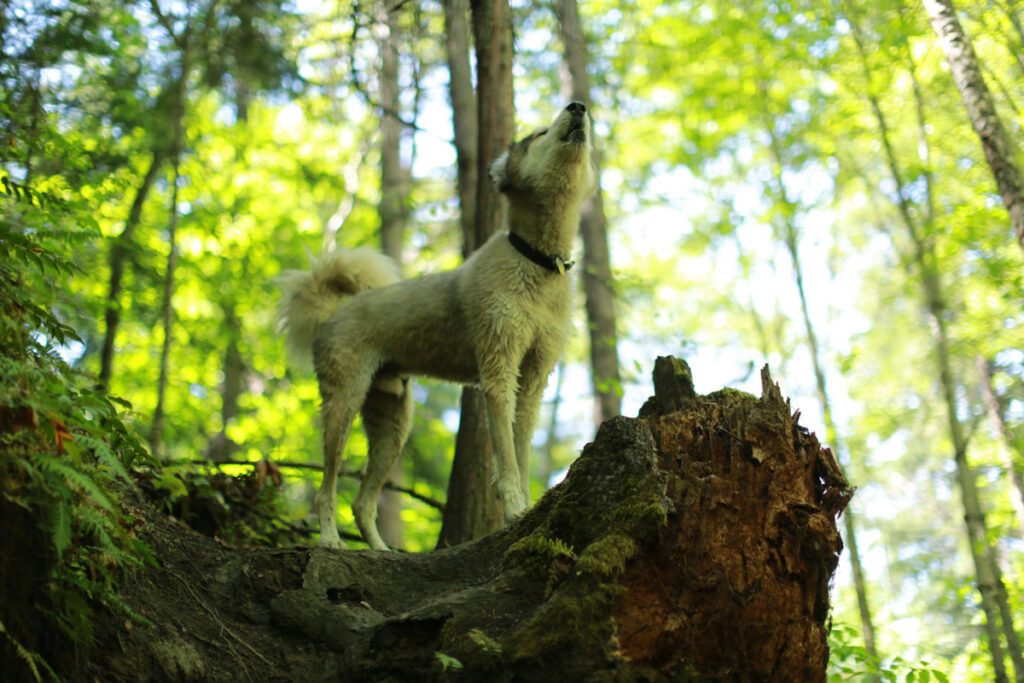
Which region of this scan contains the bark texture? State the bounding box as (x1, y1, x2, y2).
(923, 0, 1024, 253)
(78, 357, 850, 682)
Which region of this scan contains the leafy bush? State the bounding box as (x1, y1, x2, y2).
(828, 622, 950, 683)
(0, 197, 155, 681)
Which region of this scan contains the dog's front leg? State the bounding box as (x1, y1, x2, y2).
(482, 382, 527, 522)
(514, 357, 555, 505)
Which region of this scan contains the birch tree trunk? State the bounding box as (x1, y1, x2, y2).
(438, 0, 513, 547)
(923, 0, 1024, 254)
(554, 0, 621, 423)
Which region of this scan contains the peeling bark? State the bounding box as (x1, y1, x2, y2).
(79, 357, 850, 682)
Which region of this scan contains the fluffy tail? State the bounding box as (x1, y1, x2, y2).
(277, 247, 402, 370)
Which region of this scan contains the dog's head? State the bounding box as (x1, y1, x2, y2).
(488, 102, 598, 200)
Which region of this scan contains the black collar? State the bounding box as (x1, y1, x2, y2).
(507, 232, 574, 274)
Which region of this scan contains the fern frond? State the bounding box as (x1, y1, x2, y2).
(0, 618, 43, 683)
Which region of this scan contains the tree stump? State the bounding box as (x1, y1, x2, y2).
(83, 357, 851, 682)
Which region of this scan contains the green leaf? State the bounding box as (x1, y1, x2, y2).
(51, 502, 72, 558)
(434, 651, 463, 671)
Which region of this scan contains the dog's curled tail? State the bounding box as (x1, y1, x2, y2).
(277, 247, 402, 369)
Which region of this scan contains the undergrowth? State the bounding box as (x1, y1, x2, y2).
(0, 201, 156, 681)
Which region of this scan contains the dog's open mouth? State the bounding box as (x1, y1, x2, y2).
(560, 119, 587, 143)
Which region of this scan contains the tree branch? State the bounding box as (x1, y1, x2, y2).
(182, 459, 446, 512)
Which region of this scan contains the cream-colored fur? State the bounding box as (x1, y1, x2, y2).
(278, 102, 597, 550)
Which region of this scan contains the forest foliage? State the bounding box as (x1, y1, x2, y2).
(2, 0, 1023, 680)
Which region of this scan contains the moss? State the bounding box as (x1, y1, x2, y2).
(502, 534, 574, 577)
(574, 534, 637, 578)
(704, 387, 757, 405)
(506, 574, 623, 662)
(609, 479, 669, 541)
(504, 532, 640, 666)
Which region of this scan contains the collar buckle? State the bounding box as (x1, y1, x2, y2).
(508, 232, 574, 275)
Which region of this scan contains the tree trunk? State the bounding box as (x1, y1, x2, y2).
(149, 68, 187, 459)
(554, 0, 621, 423)
(205, 304, 246, 464)
(376, 0, 407, 550)
(205, 50, 255, 466)
(442, 0, 477, 249)
(923, 260, 1024, 683)
(977, 355, 1024, 536)
(77, 357, 851, 682)
(923, 0, 1024, 254)
(440, 0, 514, 547)
(98, 149, 163, 392)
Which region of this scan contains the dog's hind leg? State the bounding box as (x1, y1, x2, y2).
(314, 365, 375, 549)
(353, 379, 414, 551)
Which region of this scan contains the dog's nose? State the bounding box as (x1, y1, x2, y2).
(566, 101, 586, 115)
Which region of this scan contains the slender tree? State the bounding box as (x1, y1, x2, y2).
(553, 0, 621, 423)
(149, 67, 186, 459)
(147, 0, 221, 457)
(98, 149, 164, 391)
(923, 0, 1024, 254)
(376, 0, 407, 548)
(438, 0, 514, 547)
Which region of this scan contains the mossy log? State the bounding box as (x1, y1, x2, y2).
(84, 356, 851, 682)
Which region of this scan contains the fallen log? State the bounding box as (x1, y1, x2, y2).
(85, 356, 851, 681)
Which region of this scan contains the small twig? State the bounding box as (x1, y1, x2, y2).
(173, 616, 253, 682)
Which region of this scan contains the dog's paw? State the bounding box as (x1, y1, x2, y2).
(318, 532, 346, 550)
(500, 486, 528, 523)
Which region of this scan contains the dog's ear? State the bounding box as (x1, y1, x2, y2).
(488, 152, 510, 192)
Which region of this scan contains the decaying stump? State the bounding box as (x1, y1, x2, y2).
(85, 357, 851, 682)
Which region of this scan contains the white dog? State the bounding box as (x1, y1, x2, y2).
(278, 102, 597, 550)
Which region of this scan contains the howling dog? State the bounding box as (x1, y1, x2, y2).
(278, 102, 598, 550)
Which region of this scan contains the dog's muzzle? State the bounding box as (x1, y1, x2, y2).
(561, 101, 588, 143)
